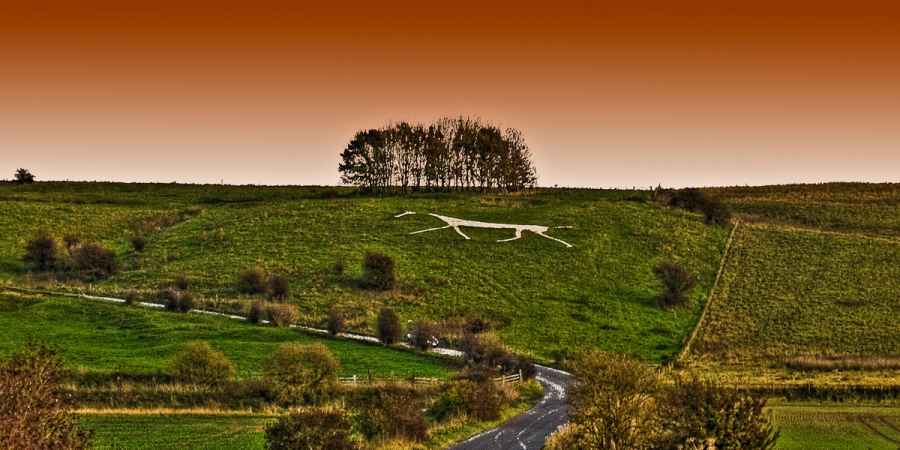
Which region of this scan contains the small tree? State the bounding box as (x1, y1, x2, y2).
(357, 386, 428, 441)
(361, 252, 395, 290)
(263, 343, 339, 404)
(238, 267, 267, 294)
(0, 344, 92, 449)
(267, 274, 290, 300)
(326, 309, 344, 336)
(430, 379, 507, 421)
(13, 168, 35, 184)
(377, 307, 401, 345)
(23, 230, 58, 271)
(169, 341, 235, 386)
(70, 243, 117, 280)
(265, 407, 358, 450)
(248, 300, 266, 324)
(653, 261, 696, 309)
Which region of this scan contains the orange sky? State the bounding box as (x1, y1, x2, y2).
(1, 1, 898, 187)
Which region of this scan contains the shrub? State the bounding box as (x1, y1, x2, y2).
(326, 309, 344, 336)
(161, 288, 192, 313)
(130, 235, 146, 252)
(70, 243, 117, 280)
(659, 374, 778, 449)
(177, 291, 194, 313)
(123, 290, 140, 306)
(173, 274, 190, 290)
(13, 168, 35, 184)
(361, 252, 395, 290)
(23, 230, 58, 271)
(459, 331, 510, 369)
(409, 320, 440, 351)
(464, 317, 490, 334)
(238, 267, 268, 294)
(263, 343, 339, 404)
(169, 341, 235, 386)
(667, 188, 731, 226)
(267, 303, 299, 327)
(0, 344, 92, 449)
(566, 350, 662, 449)
(264, 407, 358, 450)
(357, 386, 428, 441)
(430, 379, 506, 421)
(653, 261, 696, 309)
(267, 274, 290, 300)
(377, 307, 402, 345)
(700, 198, 731, 226)
(248, 300, 266, 324)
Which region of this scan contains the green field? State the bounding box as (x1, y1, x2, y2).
(690, 224, 900, 366)
(770, 404, 900, 449)
(0, 183, 730, 362)
(0, 292, 451, 378)
(81, 414, 269, 450)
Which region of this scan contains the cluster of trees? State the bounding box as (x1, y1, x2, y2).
(338, 117, 537, 193)
(654, 187, 732, 226)
(23, 231, 118, 281)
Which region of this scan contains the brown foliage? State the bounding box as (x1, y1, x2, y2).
(265, 406, 358, 450)
(169, 341, 235, 387)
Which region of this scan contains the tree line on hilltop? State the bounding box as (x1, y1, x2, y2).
(338, 116, 537, 193)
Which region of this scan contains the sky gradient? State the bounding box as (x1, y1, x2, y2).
(2, 1, 898, 187)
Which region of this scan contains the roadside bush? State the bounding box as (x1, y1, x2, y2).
(357, 386, 428, 441)
(237, 267, 268, 294)
(658, 374, 778, 450)
(409, 320, 440, 351)
(267, 274, 290, 300)
(430, 379, 506, 421)
(267, 303, 299, 327)
(176, 291, 194, 313)
(70, 243, 117, 280)
(653, 261, 696, 309)
(326, 309, 344, 335)
(265, 406, 358, 450)
(361, 252, 395, 290)
(23, 230, 58, 271)
(130, 235, 146, 252)
(263, 343, 339, 404)
(161, 288, 193, 313)
(0, 343, 93, 449)
(248, 300, 266, 324)
(459, 331, 509, 368)
(169, 341, 235, 387)
(377, 307, 402, 345)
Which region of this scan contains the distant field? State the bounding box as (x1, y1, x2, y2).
(690, 224, 900, 368)
(0, 292, 451, 378)
(770, 404, 900, 450)
(0, 183, 729, 362)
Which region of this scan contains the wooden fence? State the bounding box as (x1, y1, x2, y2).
(338, 370, 523, 386)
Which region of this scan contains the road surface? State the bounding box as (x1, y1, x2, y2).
(450, 365, 572, 450)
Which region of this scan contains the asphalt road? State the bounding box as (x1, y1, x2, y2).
(450, 365, 572, 450)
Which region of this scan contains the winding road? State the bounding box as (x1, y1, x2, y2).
(451, 365, 572, 450)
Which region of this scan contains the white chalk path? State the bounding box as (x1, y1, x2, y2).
(395, 211, 574, 248)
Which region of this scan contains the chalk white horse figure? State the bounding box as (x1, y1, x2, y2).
(394, 211, 573, 248)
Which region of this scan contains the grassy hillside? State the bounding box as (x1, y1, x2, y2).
(0, 183, 729, 362)
(770, 404, 900, 450)
(0, 292, 451, 378)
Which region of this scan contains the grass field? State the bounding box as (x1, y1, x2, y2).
(0, 292, 451, 378)
(81, 414, 270, 450)
(770, 404, 900, 449)
(0, 183, 730, 362)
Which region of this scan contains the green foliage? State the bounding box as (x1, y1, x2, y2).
(653, 261, 696, 309)
(265, 407, 358, 450)
(263, 343, 339, 404)
(361, 252, 395, 290)
(431, 379, 507, 421)
(0, 343, 93, 450)
(169, 341, 235, 386)
(769, 404, 900, 450)
(237, 267, 268, 294)
(356, 386, 428, 441)
(377, 307, 402, 345)
(23, 230, 58, 270)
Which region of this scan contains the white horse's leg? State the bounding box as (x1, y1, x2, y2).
(453, 226, 471, 240)
(536, 232, 573, 248)
(497, 228, 523, 243)
(410, 225, 451, 235)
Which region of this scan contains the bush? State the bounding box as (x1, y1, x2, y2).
(173, 274, 190, 290)
(667, 188, 731, 226)
(267, 274, 289, 300)
(357, 386, 428, 441)
(23, 230, 58, 271)
(161, 288, 193, 313)
(176, 291, 194, 313)
(169, 341, 235, 387)
(263, 343, 339, 404)
(238, 267, 268, 294)
(0, 344, 92, 449)
(459, 331, 510, 369)
(267, 303, 299, 327)
(653, 261, 697, 309)
(377, 307, 402, 345)
(248, 300, 266, 324)
(130, 235, 146, 252)
(700, 199, 731, 226)
(123, 290, 140, 306)
(361, 252, 395, 290)
(70, 243, 117, 280)
(13, 168, 35, 184)
(326, 309, 344, 336)
(409, 320, 440, 351)
(430, 379, 506, 421)
(264, 407, 358, 450)
(658, 374, 778, 449)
